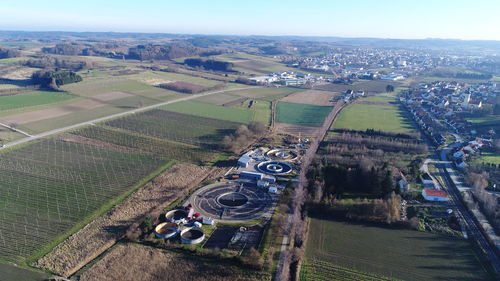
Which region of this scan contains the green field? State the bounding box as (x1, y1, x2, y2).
(0, 57, 28, 64)
(466, 115, 500, 132)
(475, 151, 500, 165)
(333, 103, 414, 134)
(301, 259, 394, 281)
(276, 101, 332, 127)
(161, 100, 255, 123)
(362, 94, 397, 103)
(305, 218, 491, 281)
(0, 139, 171, 263)
(0, 91, 75, 111)
(229, 87, 303, 101)
(195, 92, 244, 105)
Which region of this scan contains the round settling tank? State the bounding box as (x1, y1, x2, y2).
(165, 209, 188, 223)
(257, 160, 293, 175)
(217, 192, 249, 207)
(180, 227, 205, 245)
(154, 222, 179, 239)
(266, 149, 298, 161)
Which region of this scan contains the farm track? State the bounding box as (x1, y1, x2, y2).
(275, 100, 345, 280)
(0, 86, 260, 150)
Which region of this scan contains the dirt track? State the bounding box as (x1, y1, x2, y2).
(275, 100, 345, 280)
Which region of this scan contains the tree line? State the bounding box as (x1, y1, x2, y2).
(24, 56, 97, 71)
(0, 47, 21, 59)
(32, 70, 82, 89)
(184, 58, 234, 72)
(221, 121, 267, 153)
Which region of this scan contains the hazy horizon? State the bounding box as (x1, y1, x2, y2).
(1, 0, 500, 41)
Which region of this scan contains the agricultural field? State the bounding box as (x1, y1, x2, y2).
(276, 101, 332, 127)
(72, 125, 220, 164)
(235, 99, 272, 125)
(0, 262, 48, 281)
(475, 151, 500, 165)
(361, 94, 397, 103)
(126, 70, 229, 88)
(104, 109, 241, 151)
(0, 126, 24, 143)
(300, 259, 393, 281)
(305, 218, 491, 281)
(315, 80, 403, 94)
(161, 100, 254, 123)
(0, 57, 28, 64)
(333, 102, 415, 134)
(467, 115, 500, 132)
(0, 91, 75, 111)
(228, 87, 303, 101)
(280, 89, 337, 106)
(0, 138, 171, 263)
(195, 92, 245, 105)
(212, 52, 298, 75)
(61, 77, 172, 99)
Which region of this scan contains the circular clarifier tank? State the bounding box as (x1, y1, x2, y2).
(257, 160, 293, 175)
(266, 149, 298, 161)
(154, 222, 179, 239)
(165, 209, 188, 223)
(217, 192, 249, 207)
(180, 227, 205, 244)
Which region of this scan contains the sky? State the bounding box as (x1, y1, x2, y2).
(0, 0, 499, 40)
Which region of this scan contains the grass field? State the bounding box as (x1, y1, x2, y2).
(305, 218, 491, 281)
(0, 91, 75, 111)
(228, 87, 303, 101)
(466, 115, 500, 132)
(195, 93, 245, 105)
(475, 151, 500, 165)
(0, 57, 28, 64)
(0, 139, 171, 263)
(362, 94, 397, 103)
(161, 100, 255, 123)
(276, 101, 332, 127)
(333, 103, 415, 134)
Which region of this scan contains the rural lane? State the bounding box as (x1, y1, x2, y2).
(0, 86, 260, 149)
(275, 100, 345, 280)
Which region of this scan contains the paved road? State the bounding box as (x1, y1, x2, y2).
(275, 100, 345, 280)
(0, 86, 259, 150)
(435, 148, 500, 273)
